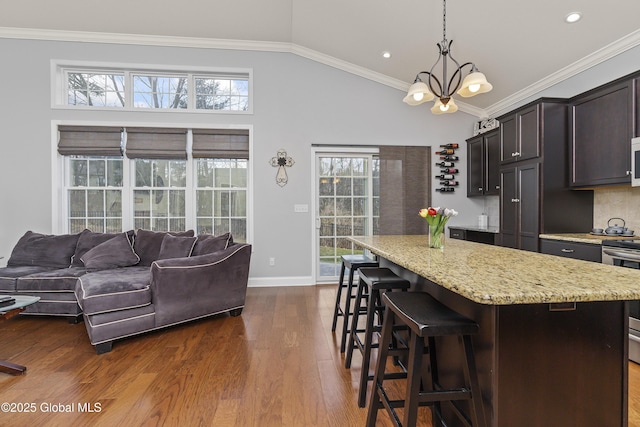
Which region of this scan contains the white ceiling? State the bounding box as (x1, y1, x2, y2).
(1, 0, 639, 116)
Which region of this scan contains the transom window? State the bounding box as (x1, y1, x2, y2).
(57, 64, 251, 113)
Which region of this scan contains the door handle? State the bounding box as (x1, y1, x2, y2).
(511, 198, 520, 203)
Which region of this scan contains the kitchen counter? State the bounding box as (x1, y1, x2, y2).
(349, 234, 640, 305)
(540, 232, 637, 244)
(448, 225, 499, 234)
(348, 234, 637, 426)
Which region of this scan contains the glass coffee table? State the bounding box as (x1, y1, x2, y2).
(0, 295, 40, 375)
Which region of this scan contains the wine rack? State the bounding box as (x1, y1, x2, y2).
(434, 143, 459, 193)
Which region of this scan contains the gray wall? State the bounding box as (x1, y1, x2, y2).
(0, 37, 480, 284)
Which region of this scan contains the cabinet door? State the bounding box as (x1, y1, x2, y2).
(499, 167, 517, 248)
(518, 163, 540, 252)
(570, 80, 633, 186)
(518, 105, 540, 162)
(485, 130, 501, 195)
(467, 136, 484, 197)
(500, 115, 517, 164)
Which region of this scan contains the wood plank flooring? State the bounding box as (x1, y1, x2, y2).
(0, 285, 639, 426)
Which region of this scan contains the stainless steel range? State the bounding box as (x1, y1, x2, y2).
(602, 239, 640, 363)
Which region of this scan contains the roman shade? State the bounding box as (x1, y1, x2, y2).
(125, 127, 188, 160)
(378, 146, 431, 235)
(192, 129, 249, 159)
(57, 126, 123, 156)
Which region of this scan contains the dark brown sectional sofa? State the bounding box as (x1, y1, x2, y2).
(0, 229, 251, 353)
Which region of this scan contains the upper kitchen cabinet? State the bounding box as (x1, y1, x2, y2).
(467, 129, 500, 197)
(569, 78, 636, 187)
(498, 104, 540, 164)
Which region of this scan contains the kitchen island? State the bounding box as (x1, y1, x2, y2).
(349, 235, 640, 427)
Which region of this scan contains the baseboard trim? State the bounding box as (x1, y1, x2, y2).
(248, 276, 314, 287)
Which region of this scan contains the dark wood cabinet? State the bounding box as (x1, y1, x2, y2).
(569, 78, 635, 187)
(496, 99, 594, 252)
(499, 104, 540, 164)
(636, 77, 640, 137)
(466, 129, 500, 197)
(499, 162, 540, 252)
(449, 227, 495, 245)
(540, 239, 602, 263)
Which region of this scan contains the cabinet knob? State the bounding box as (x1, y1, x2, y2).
(561, 249, 575, 253)
(496, 185, 500, 189)
(512, 151, 521, 157)
(478, 187, 483, 191)
(511, 198, 520, 203)
(627, 170, 632, 176)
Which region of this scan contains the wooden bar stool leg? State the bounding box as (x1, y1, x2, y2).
(462, 334, 486, 427)
(340, 266, 357, 353)
(357, 287, 381, 407)
(345, 278, 365, 368)
(428, 336, 445, 427)
(403, 331, 424, 427)
(331, 261, 347, 332)
(365, 306, 395, 427)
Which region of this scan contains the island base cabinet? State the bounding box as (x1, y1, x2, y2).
(496, 302, 626, 427)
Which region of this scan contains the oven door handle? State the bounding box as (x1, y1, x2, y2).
(630, 333, 640, 344)
(603, 249, 640, 262)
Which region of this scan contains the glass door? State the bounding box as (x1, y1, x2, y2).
(314, 151, 378, 283)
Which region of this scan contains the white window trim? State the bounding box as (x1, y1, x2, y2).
(51, 60, 253, 114)
(51, 120, 254, 245)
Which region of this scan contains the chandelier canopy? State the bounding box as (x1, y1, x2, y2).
(403, 0, 493, 114)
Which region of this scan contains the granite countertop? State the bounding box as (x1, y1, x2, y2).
(540, 233, 638, 245)
(349, 235, 640, 305)
(448, 225, 500, 234)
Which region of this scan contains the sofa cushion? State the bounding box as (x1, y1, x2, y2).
(75, 266, 152, 315)
(81, 233, 140, 270)
(16, 267, 88, 292)
(133, 229, 195, 266)
(72, 229, 135, 267)
(191, 232, 232, 256)
(0, 266, 57, 292)
(157, 234, 197, 260)
(7, 231, 81, 268)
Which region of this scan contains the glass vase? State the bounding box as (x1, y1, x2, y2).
(429, 226, 444, 249)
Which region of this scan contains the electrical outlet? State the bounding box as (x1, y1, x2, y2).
(269, 257, 275, 266)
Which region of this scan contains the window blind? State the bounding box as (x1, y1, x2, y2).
(192, 129, 249, 159)
(57, 126, 123, 156)
(125, 127, 188, 160)
(378, 146, 431, 235)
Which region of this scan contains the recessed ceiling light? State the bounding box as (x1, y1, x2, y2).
(382, 51, 392, 59)
(565, 12, 582, 23)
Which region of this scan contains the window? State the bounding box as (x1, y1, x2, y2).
(59, 64, 251, 112)
(67, 157, 123, 233)
(59, 126, 250, 240)
(196, 159, 248, 241)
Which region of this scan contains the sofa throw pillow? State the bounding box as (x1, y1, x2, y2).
(157, 234, 198, 261)
(71, 229, 136, 267)
(133, 229, 195, 266)
(80, 232, 140, 270)
(191, 232, 232, 256)
(7, 231, 81, 268)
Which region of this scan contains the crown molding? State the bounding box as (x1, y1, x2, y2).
(484, 28, 640, 117)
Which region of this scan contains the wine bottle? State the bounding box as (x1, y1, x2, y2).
(439, 143, 459, 149)
(435, 149, 455, 155)
(439, 180, 458, 186)
(435, 187, 455, 192)
(435, 174, 454, 180)
(440, 155, 459, 161)
(440, 168, 459, 174)
(435, 161, 454, 167)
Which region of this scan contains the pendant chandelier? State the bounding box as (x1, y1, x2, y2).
(403, 0, 493, 114)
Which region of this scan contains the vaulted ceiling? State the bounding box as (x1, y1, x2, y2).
(1, 0, 639, 116)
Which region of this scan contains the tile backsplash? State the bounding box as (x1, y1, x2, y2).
(593, 187, 640, 234)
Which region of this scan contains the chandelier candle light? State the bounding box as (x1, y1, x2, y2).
(420, 207, 458, 249)
(403, 0, 493, 114)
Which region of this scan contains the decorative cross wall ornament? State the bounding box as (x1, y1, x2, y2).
(269, 149, 295, 187)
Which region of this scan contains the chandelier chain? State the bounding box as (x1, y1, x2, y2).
(442, 0, 447, 42)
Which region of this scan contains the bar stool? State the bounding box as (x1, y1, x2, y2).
(345, 267, 410, 408)
(366, 292, 486, 427)
(331, 254, 378, 353)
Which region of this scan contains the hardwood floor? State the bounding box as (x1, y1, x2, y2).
(0, 285, 639, 426)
